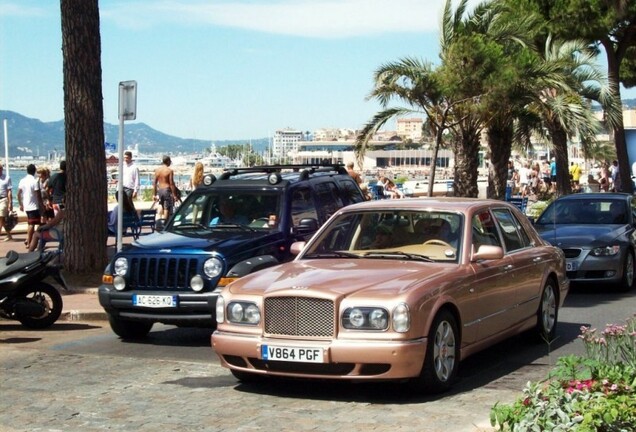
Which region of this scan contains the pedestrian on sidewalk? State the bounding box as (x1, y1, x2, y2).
(18, 164, 44, 248)
(0, 162, 14, 242)
(28, 206, 64, 252)
(122, 150, 140, 200)
(48, 160, 66, 215)
(153, 155, 179, 221)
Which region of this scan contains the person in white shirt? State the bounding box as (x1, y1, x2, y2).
(122, 150, 140, 200)
(18, 164, 44, 247)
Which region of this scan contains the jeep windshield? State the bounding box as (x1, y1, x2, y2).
(302, 210, 461, 263)
(168, 191, 282, 232)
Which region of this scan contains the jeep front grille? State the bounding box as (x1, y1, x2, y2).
(264, 297, 334, 337)
(128, 256, 199, 290)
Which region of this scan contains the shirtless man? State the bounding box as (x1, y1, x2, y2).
(153, 155, 178, 220)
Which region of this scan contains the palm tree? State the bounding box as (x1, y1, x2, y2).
(355, 58, 462, 196)
(521, 36, 619, 196)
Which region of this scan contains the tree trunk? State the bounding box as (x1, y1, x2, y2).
(486, 122, 513, 200)
(61, 0, 109, 273)
(453, 124, 481, 198)
(549, 123, 571, 197)
(605, 48, 632, 192)
(427, 129, 444, 197)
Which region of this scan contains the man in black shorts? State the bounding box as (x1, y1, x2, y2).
(18, 164, 44, 247)
(153, 155, 179, 220)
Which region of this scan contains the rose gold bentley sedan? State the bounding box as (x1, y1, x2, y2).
(212, 198, 569, 393)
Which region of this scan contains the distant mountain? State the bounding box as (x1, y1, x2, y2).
(0, 110, 269, 158)
(624, 98, 636, 109)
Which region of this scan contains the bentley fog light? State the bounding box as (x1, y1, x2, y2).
(392, 303, 410, 333)
(190, 275, 204, 292)
(113, 257, 128, 276)
(203, 257, 222, 278)
(113, 275, 126, 291)
(215, 296, 225, 323)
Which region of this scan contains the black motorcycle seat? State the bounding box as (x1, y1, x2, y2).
(0, 250, 42, 278)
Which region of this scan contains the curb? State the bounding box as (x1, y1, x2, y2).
(61, 310, 108, 322)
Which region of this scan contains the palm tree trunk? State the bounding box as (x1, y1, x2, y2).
(549, 124, 571, 197)
(604, 39, 632, 193)
(61, 0, 109, 272)
(486, 123, 513, 200)
(453, 127, 481, 198)
(427, 129, 445, 197)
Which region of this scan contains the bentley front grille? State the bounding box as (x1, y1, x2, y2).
(264, 296, 334, 337)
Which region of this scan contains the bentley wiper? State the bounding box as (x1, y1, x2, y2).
(362, 251, 434, 262)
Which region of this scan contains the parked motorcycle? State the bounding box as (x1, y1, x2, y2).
(0, 248, 68, 328)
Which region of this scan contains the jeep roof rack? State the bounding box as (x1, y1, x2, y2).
(219, 164, 347, 180)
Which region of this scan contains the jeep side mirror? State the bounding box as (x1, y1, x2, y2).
(293, 218, 318, 235)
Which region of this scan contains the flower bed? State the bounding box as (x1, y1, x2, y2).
(490, 315, 636, 431)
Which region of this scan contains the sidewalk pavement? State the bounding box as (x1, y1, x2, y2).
(0, 220, 148, 322)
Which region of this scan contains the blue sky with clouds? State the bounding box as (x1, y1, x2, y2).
(1, 0, 634, 141)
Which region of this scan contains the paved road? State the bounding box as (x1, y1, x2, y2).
(1, 286, 634, 432)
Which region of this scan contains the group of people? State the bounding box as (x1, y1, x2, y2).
(0, 160, 66, 251)
(346, 161, 405, 200)
(507, 158, 623, 197)
(110, 152, 192, 236)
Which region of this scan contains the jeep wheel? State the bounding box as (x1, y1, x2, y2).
(107, 314, 153, 339)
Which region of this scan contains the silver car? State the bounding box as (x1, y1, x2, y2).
(533, 193, 636, 291)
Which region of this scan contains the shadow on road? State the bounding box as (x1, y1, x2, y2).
(162, 321, 585, 403)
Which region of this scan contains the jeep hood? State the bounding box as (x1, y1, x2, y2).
(131, 230, 271, 251)
(228, 259, 459, 299)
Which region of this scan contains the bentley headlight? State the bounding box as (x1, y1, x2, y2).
(343, 307, 388, 330)
(227, 301, 261, 325)
(113, 257, 128, 276)
(590, 245, 620, 257)
(203, 257, 223, 278)
(392, 303, 410, 333)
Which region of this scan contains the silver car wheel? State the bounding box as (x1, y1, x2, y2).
(540, 284, 556, 336)
(433, 320, 456, 382)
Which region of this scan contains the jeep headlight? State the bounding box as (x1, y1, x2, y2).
(590, 245, 620, 257)
(113, 257, 128, 276)
(203, 257, 223, 278)
(342, 307, 388, 330)
(227, 301, 260, 325)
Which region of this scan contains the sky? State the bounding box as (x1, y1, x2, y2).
(1, 0, 635, 142)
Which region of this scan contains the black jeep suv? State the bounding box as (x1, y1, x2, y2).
(99, 164, 365, 339)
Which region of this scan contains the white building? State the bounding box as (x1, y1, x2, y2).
(272, 128, 305, 161)
(396, 118, 423, 141)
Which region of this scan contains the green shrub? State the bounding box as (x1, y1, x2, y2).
(491, 315, 636, 431)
